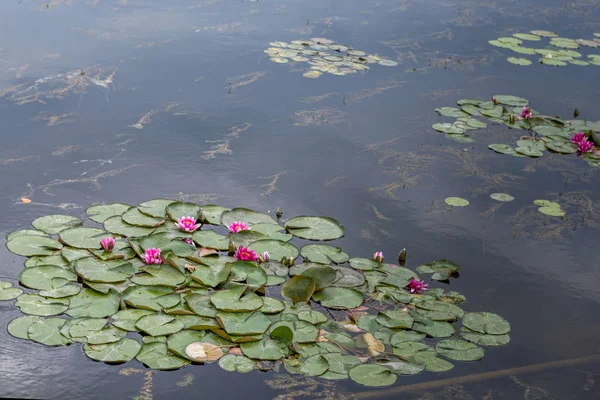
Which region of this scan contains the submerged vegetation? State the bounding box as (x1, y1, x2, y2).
(3, 200, 510, 387)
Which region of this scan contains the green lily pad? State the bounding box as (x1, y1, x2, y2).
(122, 207, 164, 227)
(136, 342, 190, 370)
(300, 244, 349, 264)
(435, 107, 469, 118)
(241, 337, 289, 360)
(6, 229, 47, 242)
(412, 352, 454, 372)
(376, 310, 414, 329)
(488, 144, 518, 155)
(84, 338, 142, 363)
(166, 202, 202, 221)
(390, 330, 426, 345)
(281, 275, 316, 304)
(436, 339, 484, 361)
(193, 230, 230, 250)
(312, 287, 364, 309)
(19, 266, 77, 291)
(111, 309, 155, 331)
(104, 216, 155, 237)
(216, 311, 272, 336)
(444, 197, 469, 207)
(493, 95, 529, 106)
(540, 58, 568, 66)
(60, 227, 111, 249)
(221, 208, 277, 227)
(271, 320, 318, 343)
(199, 205, 230, 225)
(348, 364, 397, 387)
(32, 215, 82, 234)
(0, 281, 23, 300)
(39, 280, 80, 298)
(210, 286, 263, 312)
(507, 57, 532, 66)
(28, 318, 70, 346)
(412, 317, 455, 338)
(7, 315, 43, 339)
(460, 327, 510, 347)
(135, 314, 185, 336)
(462, 312, 511, 334)
(348, 258, 379, 271)
(131, 264, 186, 288)
(416, 259, 460, 281)
(285, 216, 345, 241)
(7, 235, 62, 256)
(513, 33, 541, 41)
(138, 199, 175, 218)
(248, 239, 299, 262)
(219, 354, 256, 373)
(166, 330, 207, 359)
(530, 30, 557, 37)
(545, 140, 578, 154)
(490, 193, 515, 202)
(538, 207, 566, 217)
(301, 266, 338, 290)
(74, 257, 134, 283)
(66, 289, 119, 318)
(432, 123, 465, 134)
(86, 203, 133, 223)
(15, 294, 69, 316)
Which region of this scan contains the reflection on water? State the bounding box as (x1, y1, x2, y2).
(1, 0, 600, 399)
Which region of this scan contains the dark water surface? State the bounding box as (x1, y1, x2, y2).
(1, 0, 600, 399)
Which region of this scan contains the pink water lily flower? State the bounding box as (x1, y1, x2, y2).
(577, 139, 595, 154)
(142, 248, 163, 264)
(570, 132, 586, 144)
(520, 106, 532, 120)
(228, 221, 250, 234)
(100, 237, 116, 252)
(406, 277, 429, 294)
(176, 216, 201, 233)
(373, 251, 384, 263)
(183, 238, 196, 247)
(259, 251, 270, 262)
(235, 246, 258, 261)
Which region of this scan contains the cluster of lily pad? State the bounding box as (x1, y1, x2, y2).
(432, 94, 600, 167)
(489, 31, 600, 67)
(265, 37, 398, 79)
(3, 200, 510, 387)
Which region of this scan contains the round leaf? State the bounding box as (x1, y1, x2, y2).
(7, 236, 62, 256)
(281, 275, 316, 304)
(86, 203, 131, 223)
(462, 312, 511, 334)
(84, 338, 142, 363)
(32, 215, 82, 234)
(312, 287, 363, 309)
(348, 365, 397, 387)
(436, 339, 484, 361)
(219, 354, 256, 373)
(300, 244, 349, 264)
(285, 216, 345, 241)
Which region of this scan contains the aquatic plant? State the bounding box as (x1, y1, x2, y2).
(265, 38, 398, 78)
(489, 31, 600, 67)
(176, 216, 201, 233)
(2, 200, 510, 387)
(432, 94, 600, 167)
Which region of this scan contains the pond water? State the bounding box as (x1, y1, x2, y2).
(1, 0, 600, 399)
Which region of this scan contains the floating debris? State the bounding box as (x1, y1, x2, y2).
(0, 66, 116, 105)
(265, 38, 398, 78)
